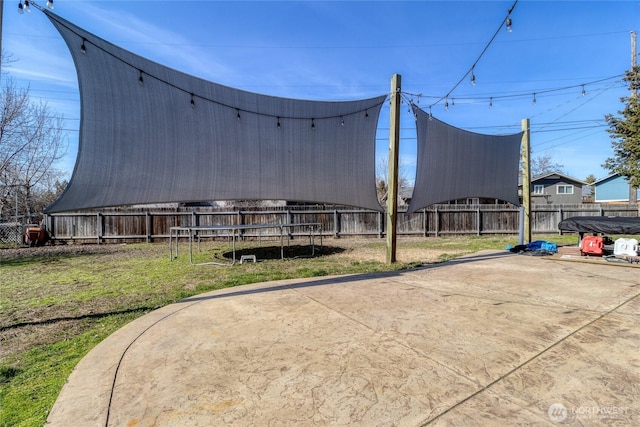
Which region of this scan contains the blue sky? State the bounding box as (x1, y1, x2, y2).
(3, 0, 639, 184)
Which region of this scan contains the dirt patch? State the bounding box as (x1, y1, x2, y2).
(1, 237, 456, 264)
(322, 237, 467, 264)
(0, 243, 122, 261)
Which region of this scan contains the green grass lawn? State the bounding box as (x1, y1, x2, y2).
(0, 234, 576, 426)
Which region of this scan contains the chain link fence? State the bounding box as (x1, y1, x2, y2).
(0, 222, 24, 245)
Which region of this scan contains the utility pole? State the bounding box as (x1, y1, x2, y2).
(0, 0, 4, 76)
(521, 118, 531, 243)
(632, 30, 637, 95)
(386, 74, 401, 264)
(631, 31, 638, 204)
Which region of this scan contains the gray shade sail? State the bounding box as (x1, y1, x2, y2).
(408, 106, 522, 213)
(44, 12, 385, 213)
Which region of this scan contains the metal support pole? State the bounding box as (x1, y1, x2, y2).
(521, 118, 531, 243)
(518, 207, 524, 245)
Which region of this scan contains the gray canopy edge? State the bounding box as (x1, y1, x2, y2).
(408, 106, 523, 213)
(43, 11, 386, 213)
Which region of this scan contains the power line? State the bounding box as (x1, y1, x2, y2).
(426, 0, 519, 109)
(403, 74, 623, 107)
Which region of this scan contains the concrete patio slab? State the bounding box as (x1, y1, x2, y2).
(46, 251, 640, 426)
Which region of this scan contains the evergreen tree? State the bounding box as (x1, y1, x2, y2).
(603, 66, 640, 187)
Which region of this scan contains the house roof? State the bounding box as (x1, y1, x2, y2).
(531, 172, 588, 185)
(518, 172, 587, 187)
(593, 172, 622, 185)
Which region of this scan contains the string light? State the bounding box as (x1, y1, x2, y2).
(18, 0, 51, 14)
(16, 0, 33, 12)
(444, 100, 449, 111)
(27, 0, 616, 126)
(25, 5, 383, 126)
(428, 0, 518, 110)
(21, 0, 54, 11)
(506, 16, 512, 32)
(404, 74, 622, 109)
(311, 118, 315, 130)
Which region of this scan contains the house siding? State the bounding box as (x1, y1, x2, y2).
(594, 174, 639, 203)
(531, 177, 583, 204)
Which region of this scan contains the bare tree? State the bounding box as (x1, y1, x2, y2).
(0, 81, 31, 177)
(0, 74, 67, 219)
(376, 155, 412, 205)
(530, 153, 565, 177)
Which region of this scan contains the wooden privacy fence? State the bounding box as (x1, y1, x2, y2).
(43, 204, 640, 244)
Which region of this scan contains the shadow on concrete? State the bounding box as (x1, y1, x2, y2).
(182, 250, 515, 304)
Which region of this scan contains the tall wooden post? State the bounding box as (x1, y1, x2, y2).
(386, 74, 401, 264)
(521, 118, 531, 243)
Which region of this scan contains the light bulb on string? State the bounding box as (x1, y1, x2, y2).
(506, 16, 512, 32)
(582, 85, 586, 96)
(470, 68, 476, 86)
(340, 117, 345, 127)
(532, 93, 537, 105)
(236, 109, 241, 122)
(311, 118, 315, 130)
(451, 98, 455, 107)
(444, 100, 449, 111)
(46, 0, 54, 9)
(81, 38, 87, 54)
(277, 117, 281, 128)
(18, 1, 24, 14)
(489, 97, 493, 109)
(190, 93, 195, 108)
(138, 70, 144, 85)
